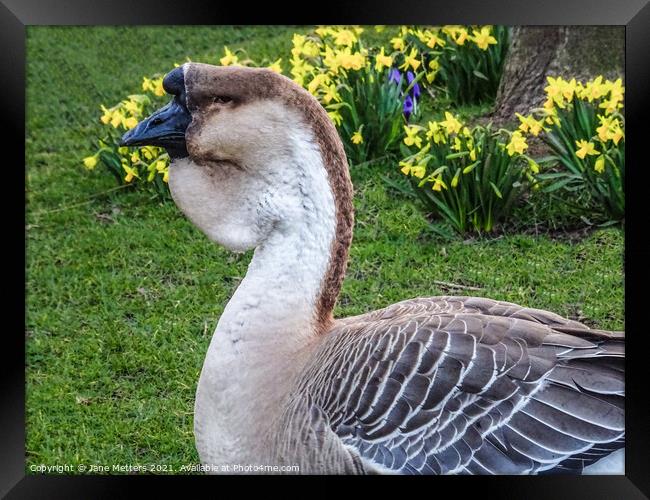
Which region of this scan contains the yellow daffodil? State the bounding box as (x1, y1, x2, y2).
(291, 34, 306, 58)
(110, 110, 124, 129)
(516, 113, 543, 136)
(83, 154, 98, 170)
(314, 27, 333, 38)
(439, 111, 463, 135)
(351, 129, 363, 145)
(375, 25, 386, 33)
(599, 98, 621, 115)
(582, 76, 606, 102)
(327, 110, 343, 126)
(130, 152, 140, 163)
(594, 155, 606, 173)
(575, 139, 598, 159)
(403, 125, 423, 148)
(400, 160, 427, 179)
(426, 32, 446, 49)
(431, 176, 447, 191)
(426, 59, 440, 83)
(321, 85, 340, 104)
(163, 170, 169, 183)
(220, 47, 239, 66)
(452, 137, 463, 151)
(123, 116, 138, 129)
(454, 28, 468, 45)
(100, 105, 113, 124)
(322, 46, 342, 74)
(528, 158, 540, 174)
(451, 169, 461, 188)
(596, 115, 625, 144)
(506, 131, 528, 156)
(391, 37, 405, 51)
(333, 28, 357, 47)
(375, 47, 393, 72)
(307, 74, 329, 95)
(400, 48, 421, 71)
(611, 125, 624, 145)
(123, 99, 140, 114)
(123, 164, 139, 183)
(267, 58, 283, 74)
(545, 76, 566, 107)
(471, 26, 497, 50)
(469, 148, 477, 161)
(426, 121, 446, 144)
(338, 49, 366, 70)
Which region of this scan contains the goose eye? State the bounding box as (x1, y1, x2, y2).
(212, 96, 233, 104)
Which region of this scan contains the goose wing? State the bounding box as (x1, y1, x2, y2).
(303, 296, 624, 474)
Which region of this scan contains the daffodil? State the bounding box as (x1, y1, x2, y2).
(220, 47, 239, 66)
(291, 34, 306, 57)
(403, 125, 423, 148)
(124, 116, 138, 129)
(400, 160, 426, 179)
(594, 155, 606, 173)
(454, 28, 468, 45)
(321, 85, 340, 104)
(267, 58, 283, 74)
(130, 152, 140, 163)
(307, 74, 330, 95)
(100, 105, 113, 124)
(506, 131, 528, 156)
(426, 121, 446, 144)
(351, 129, 363, 145)
(391, 37, 405, 51)
(375, 47, 393, 72)
(575, 139, 598, 159)
(528, 158, 540, 174)
(83, 154, 98, 170)
(333, 28, 357, 47)
(426, 32, 446, 49)
(400, 48, 421, 71)
(123, 164, 139, 183)
(338, 49, 365, 70)
(431, 176, 447, 191)
(322, 46, 342, 74)
(451, 169, 461, 188)
(439, 112, 463, 135)
(594, 113, 624, 145)
(163, 170, 169, 183)
(516, 113, 543, 136)
(110, 110, 124, 129)
(471, 26, 497, 50)
(426, 59, 440, 84)
(582, 76, 606, 102)
(545, 76, 566, 107)
(327, 110, 343, 126)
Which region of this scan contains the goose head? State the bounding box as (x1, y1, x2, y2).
(121, 63, 353, 257)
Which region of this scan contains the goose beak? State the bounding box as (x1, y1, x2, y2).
(120, 97, 191, 159)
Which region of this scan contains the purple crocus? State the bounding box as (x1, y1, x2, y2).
(406, 71, 421, 100)
(403, 94, 414, 120)
(388, 68, 401, 85)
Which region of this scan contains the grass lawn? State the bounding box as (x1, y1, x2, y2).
(26, 26, 624, 472)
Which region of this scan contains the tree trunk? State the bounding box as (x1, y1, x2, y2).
(491, 26, 624, 125)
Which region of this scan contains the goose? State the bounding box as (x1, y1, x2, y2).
(121, 62, 625, 475)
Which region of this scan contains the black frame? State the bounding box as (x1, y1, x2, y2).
(7, 0, 649, 497)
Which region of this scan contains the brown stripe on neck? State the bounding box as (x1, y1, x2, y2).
(274, 78, 354, 333)
(183, 64, 354, 332)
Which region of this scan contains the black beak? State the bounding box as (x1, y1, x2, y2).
(120, 96, 191, 159)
